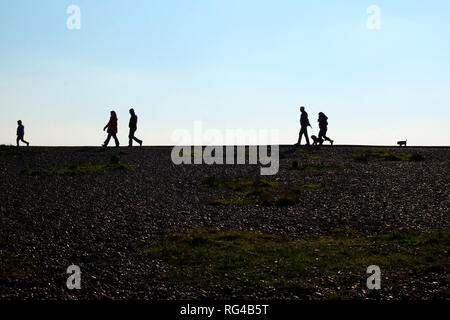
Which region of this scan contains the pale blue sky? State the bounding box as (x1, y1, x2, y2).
(0, 0, 449, 146)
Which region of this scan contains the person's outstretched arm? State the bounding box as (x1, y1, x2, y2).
(103, 121, 110, 131)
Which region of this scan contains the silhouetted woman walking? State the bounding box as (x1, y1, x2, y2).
(317, 112, 333, 145)
(102, 111, 120, 147)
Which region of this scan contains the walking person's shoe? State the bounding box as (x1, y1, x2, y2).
(330, 140, 334, 146)
(26, 142, 29, 147)
(139, 140, 143, 147)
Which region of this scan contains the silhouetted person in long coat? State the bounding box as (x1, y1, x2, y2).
(128, 108, 143, 147)
(102, 111, 120, 147)
(16, 120, 29, 147)
(317, 112, 333, 145)
(296, 106, 311, 145)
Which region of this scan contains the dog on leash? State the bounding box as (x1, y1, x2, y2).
(397, 139, 407, 147)
(311, 135, 324, 146)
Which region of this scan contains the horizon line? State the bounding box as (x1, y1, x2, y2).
(3, 144, 449, 149)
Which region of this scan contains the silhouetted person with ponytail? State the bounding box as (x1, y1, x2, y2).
(128, 108, 143, 147)
(102, 111, 120, 147)
(317, 112, 333, 145)
(16, 120, 29, 147)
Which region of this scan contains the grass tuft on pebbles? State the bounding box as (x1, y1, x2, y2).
(0, 145, 31, 157)
(145, 229, 450, 298)
(351, 149, 425, 162)
(201, 176, 321, 207)
(20, 163, 134, 176)
(290, 161, 345, 171)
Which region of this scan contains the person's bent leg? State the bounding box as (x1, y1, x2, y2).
(104, 133, 112, 147)
(318, 129, 324, 145)
(321, 127, 333, 144)
(132, 136, 142, 145)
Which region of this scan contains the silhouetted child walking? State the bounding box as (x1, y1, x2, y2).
(317, 112, 333, 145)
(102, 111, 120, 147)
(128, 108, 143, 147)
(16, 120, 29, 147)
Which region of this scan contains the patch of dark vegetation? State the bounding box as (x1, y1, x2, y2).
(274, 190, 298, 206)
(0, 145, 31, 157)
(293, 148, 321, 160)
(222, 177, 279, 193)
(330, 228, 361, 238)
(110, 155, 120, 164)
(352, 149, 404, 161)
(201, 176, 320, 207)
(144, 229, 450, 298)
(408, 153, 426, 162)
(19, 162, 134, 176)
(273, 184, 321, 206)
(201, 175, 218, 187)
(0, 249, 33, 281)
(178, 148, 203, 157)
(73, 147, 128, 156)
(290, 161, 345, 171)
(201, 176, 278, 191)
(72, 147, 96, 153)
(351, 149, 425, 162)
(204, 198, 254, 206)
(178, 147, 272, 162)
(296, 146, 320, 152)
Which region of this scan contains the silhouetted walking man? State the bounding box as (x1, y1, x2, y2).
(102, 111, 120, 147)
(317, 112, 333, 145)
(16, 120, 29, 147)
(128, 108, 143, 147)
(296, 106, 311, 146)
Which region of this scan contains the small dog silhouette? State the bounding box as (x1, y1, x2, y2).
(397, 139, 407, 147)
(311, 135, 324, 146)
